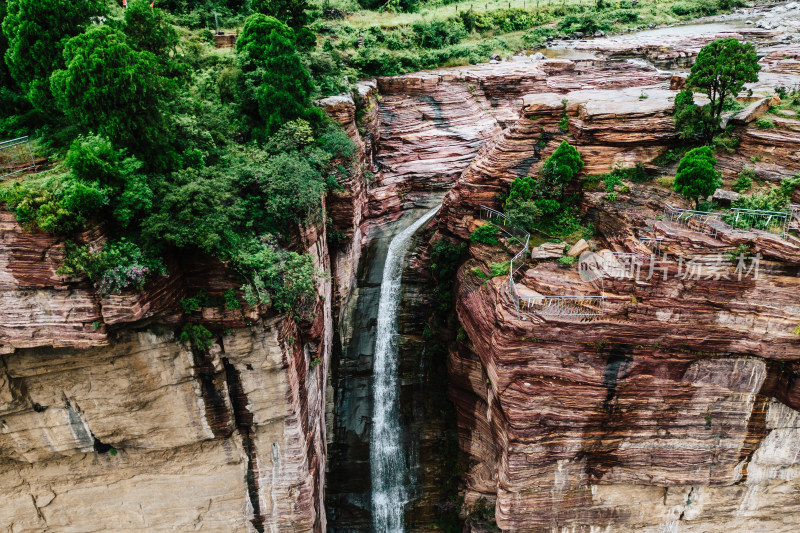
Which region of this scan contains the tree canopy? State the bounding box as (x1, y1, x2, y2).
(1, 0, 106, 110)
(250, 0, 309, 29)
(236, 14, 319, 141)
(124, 0, 179, 56)
(51, 25, 175, 166)
(677, 38, 760, 143)
(674, 146, 722, 207)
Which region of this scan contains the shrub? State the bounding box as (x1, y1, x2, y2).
(180, 323, 214, 351)
(490, 262, 509, 277)
(557, 255, 579, 266)
(471, 224, 499, 245)
(411, 19, 467, 49)
(57, 238, 166, 295)
(558, 14, 610, 35)
(755, 118, 775, 129)
(732, 168, 754, 192)
(733, 189, 790, 213)
(674, 146, 722, 208)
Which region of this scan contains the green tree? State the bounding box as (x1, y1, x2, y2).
(673, 89, 716, 142)
(236, 14, 318, 140)
(64, 135, 153, 228)
(50, 26, 175, 165)
(1, 0, 106, 110)
(250, 0, 308, 29)
(536, 140, 584, 200)
(683, 38, 760, 142)
(124, 0, 179, 56)
(0, 0, 11, 88)
(674, 146, 722, 208)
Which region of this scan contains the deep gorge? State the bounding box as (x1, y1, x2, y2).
(4, 6, 800, 533)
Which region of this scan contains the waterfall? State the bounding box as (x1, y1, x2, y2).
(371, 205, 440, 532)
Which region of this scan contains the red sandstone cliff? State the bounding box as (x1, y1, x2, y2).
(437, 83, 800, 532)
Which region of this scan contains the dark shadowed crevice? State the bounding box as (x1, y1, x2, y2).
(222, 357, 265, 533)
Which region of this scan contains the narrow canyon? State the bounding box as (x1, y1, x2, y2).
(3, 7, 800, 533)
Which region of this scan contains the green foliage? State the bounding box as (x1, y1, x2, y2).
(231, 235, 318, 316)
(557, 255, 579, 266)
(686, 39, 760, 142)
(124, 0, 179, 56)
(251, 0, 309, 29)
(674, 89, 716, 143)
(411, 19, 467, 49)
(732, 188, 790, 213)
(755, 118, 775, 129)
(537, 141, 584, 200)
(470, 224, 499, 245)
(674, 146, 722, 207)
(237, 14, 318, 140)
(429, 238, 466, 316)
(224, 288, 240, 310)
(1, 178, 85, 233)
(522, 27, 558, 48)
(558, 13, 610, 35)
(489, 262, 509, 277)
(51, 26, 175, 164)
(180, 323, 214, 350)
(505, 198, 543, 231)
(57, 238, 165, 295)
(732, 167, 754, 193)
(2, 0, 107, 110)
(65, 135, 153, 228)
(506, 175, 535, 206)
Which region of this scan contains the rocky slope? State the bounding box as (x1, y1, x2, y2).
(437, 82, 800, 532)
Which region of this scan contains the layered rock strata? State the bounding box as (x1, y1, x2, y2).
(1, 203, 333, 532)
(437, 86, 800, 532)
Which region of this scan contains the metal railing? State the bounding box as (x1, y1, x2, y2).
(0, 136, 36, 179)
(663, 203, 723, 238)
(478, 205, 604, 318)
(664, 203, 796, 239)
(518, 295, 605, 316)
(478, 205, 530, 274)
(640, 237, 664, 256)
(725, 207, 790, 238)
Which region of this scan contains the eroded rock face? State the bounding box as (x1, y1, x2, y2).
(437, 86, 800, 532)
(1, 196, 333, 532)
(0, 321, 330, 532)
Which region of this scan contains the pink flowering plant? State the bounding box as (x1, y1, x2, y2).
(97, 263, 151, 296)
(58, 238, 166, 296)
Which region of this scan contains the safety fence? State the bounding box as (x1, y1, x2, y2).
(0, 136, 36, 179)
(664, 203, 796, 239)
(640, 237, 664, 256)
(518, 295, 605, 317)
(478, 205, 604, 318)
(663, 203, 723, 238)
(725, 208, 790, 238)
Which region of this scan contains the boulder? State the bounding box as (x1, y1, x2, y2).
(567, 239, 590, 257)
(532, 52, 547, 60)
(670, 74, 687, 91)
(712, 188, 741, 206)
(731, 97, 774, 125)
(531, 242, 566, 260)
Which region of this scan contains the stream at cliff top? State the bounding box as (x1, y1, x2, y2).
(371, 205, 440, 532)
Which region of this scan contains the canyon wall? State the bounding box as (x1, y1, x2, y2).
(437, 83, 800, 532)
(1, 204, 333, 532)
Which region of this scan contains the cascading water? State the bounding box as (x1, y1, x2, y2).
(371, 205, 440, 532)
